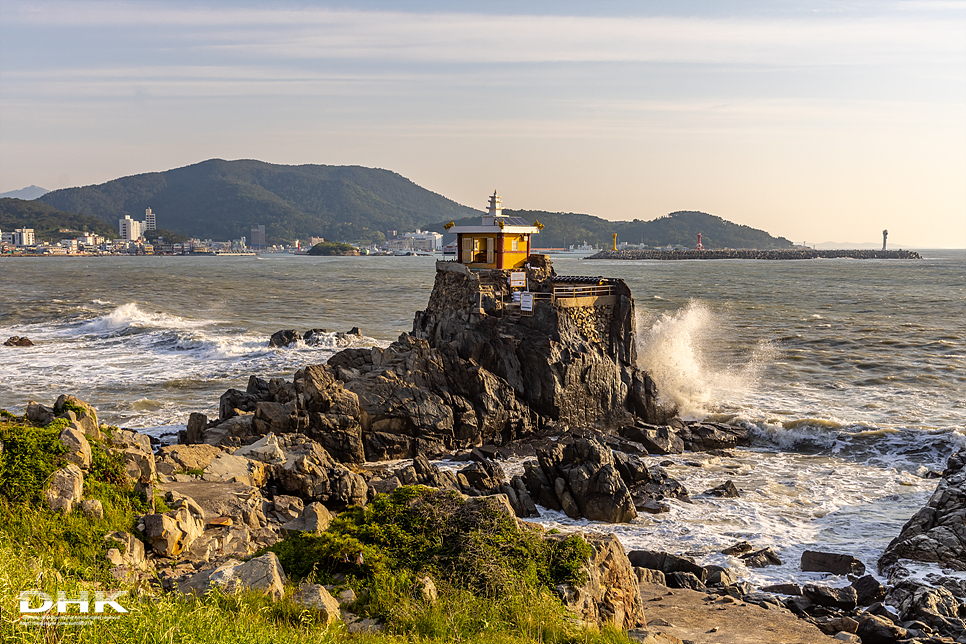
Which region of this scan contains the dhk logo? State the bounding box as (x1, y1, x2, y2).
(19, 591, 128, 614)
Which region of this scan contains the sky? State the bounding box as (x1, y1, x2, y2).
(1, 1, 964, 248)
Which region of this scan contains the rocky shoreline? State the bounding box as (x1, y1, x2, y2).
(12, 258, 965, 643)
(586, 249, 923, 261)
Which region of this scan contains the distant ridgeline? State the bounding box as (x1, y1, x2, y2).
(427, 210, 795, 250)
(37, 159, 478, 245)
(588, 248, 923, 260)
(0, 198, 117, 241)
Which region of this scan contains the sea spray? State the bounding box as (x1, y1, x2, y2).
(635, 300, 776, 417)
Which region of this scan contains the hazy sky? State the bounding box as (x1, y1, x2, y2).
(1, 1, 964, 247)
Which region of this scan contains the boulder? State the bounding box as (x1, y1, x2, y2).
(851, 575, 885, 606)
(627, 550, 707, 580)
(612, 451, 690, 509)
(233, 433, 285, 464)
(458, 458, 506, 495)
(523, 438, 636, 523)
(740, 548, 782, 568)
(269, 435, 368, 510)
(201, 415, 254, 447)
(855, 614, 907, 644)
(3, 335, 33, 346)
(80, 499, 104, 519)
(44, 464, 83, 513)
(184, 412, 208, 444)
(178, 552, 286, 600)
(280, 502, 333, 536)
(396, 454, 461, 491)
(619, 423, 684, 455)
(142, 498, 205, 557)
(801, 550, 866, 576)
(803, 584, 858, 610)
(161, 480, 268, 530)
(25, 401, 54, 426)
(880, 450, 966, 573)
(702, 480, 739, 498)
(157, 444, 222, 474)
(555, 532, 645, 630)
(885, 580, 966, 637)
(203, 453, 268, 487)
(675, 422, 751, 451)
(104, 531, 146, 569)
(272, 495, 304, 522)
(269, 329, 299, 348)
(219, 389, 261, 420)
(59, 427, 91, 470)
(292, 583, 341, 623)
(53, 395, 99, 429)
(666, 571, 707, 592)
(363, 432, 414, 461)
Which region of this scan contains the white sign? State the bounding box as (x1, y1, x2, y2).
(510, 272, 526, 288)
(520, 292, 534, 312)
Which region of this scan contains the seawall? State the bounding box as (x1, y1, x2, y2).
(586, 248, 922, 260)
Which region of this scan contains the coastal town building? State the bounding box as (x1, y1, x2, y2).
(446, 191, 541, 269)
(118, 215, 143, 241)
(10, 228, 36, 246)
(251, 224, 266, 248)
(144, 208, 156, 231)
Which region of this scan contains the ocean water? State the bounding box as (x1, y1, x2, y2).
(1, 250, 964, 587)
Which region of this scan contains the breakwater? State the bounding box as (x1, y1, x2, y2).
(586, 248, 922, 260)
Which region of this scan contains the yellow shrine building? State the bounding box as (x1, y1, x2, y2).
(445, 191, 542, 270)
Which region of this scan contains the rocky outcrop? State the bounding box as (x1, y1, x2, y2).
(880, 450, 966, 573)
(522, 438, 636, 523)
(269, 435, 368, 510)
(612, 451, 690, 512)
(45, 463, 84, 513)
(59, 427, 91, 470)
(801, 550, 866, 576)
(177, 552, 287, 600)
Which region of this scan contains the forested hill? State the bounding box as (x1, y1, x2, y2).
(38, 159, 479, 244)
(0, 198, 117, 241)
(428, 209, 793, 250)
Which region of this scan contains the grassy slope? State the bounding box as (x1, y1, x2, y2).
(0, 413, 632, 644)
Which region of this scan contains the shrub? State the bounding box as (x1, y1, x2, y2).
(0, 419, 67, 503)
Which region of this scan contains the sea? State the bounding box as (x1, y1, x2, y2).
(1, 251, 964, 589)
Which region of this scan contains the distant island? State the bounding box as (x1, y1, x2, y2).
(306, 241, 360, 256)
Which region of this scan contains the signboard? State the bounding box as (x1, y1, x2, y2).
(520, 292, 534, 312)
(510, 272, 526, 288)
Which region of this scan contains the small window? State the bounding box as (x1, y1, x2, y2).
(511, 238, 519, 251)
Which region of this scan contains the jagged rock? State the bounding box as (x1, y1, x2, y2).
(458, 458, 506, 495)
(555, 532, 645, 630)
(105, 429, 157, 482)
(4, 335, 33, 346)
(178, 552, 287, 600)
(500, 474, 539, 518)
(157, 444, 222, 474)
(855, 613, 907, 644)
(302, 329, 328, 345)
(203, 453, 267, 487)
(234, 433, 285, 464)
(161, 480, 267, 530)
(143, 505, 205, 557)
(201, 415, 254, 447)
(364, 431, 414, 460)
(675, 422, 751, 452)
(104, 531, 146, 568)
(721, 541, 754, 556)
(294, 364, 365, 463)
(25, 401, 54, 425)
(80, 499, 104, 519)
(761, 583, 802, 596)
(44, 464, 83, 513)
(397, 454, 460, 490)
(801, 550, 866, 576)
(634, 567, 666, 586)
(705, 566, 740, 587)
(292, 583, 341, 623)
(54, 394, 99, 427)
(613, 451, 690, 509)
(702, 480, 739, 498)
(880, 450, 966, 573)
(184, 412, 208, 444)
(627, 550, 707, 580)
(851, 575, 885, 605)
(59, 427, 91, 470)
(523, 438, 636, 523)
(803, 584, 858, 610)
(280, 502, 333, 536)
(269, 329, 299, 348)
(272, 495, 304, 522)
(885, 581, 966, 637)
(619, 423, 684, 455)
(270, 435, 368, 510)
(666, 571, 707, 592)
(740, 548, 782, 568)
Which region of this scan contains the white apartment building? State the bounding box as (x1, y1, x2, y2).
(119, 215, 143, 241)
(12, 228, 35, 246)
(144, 208, 156, 231)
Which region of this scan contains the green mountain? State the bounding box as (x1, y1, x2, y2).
(428, 209, 793, 250)
(38, 159, 479, 245)
(0, 198, 117, 242)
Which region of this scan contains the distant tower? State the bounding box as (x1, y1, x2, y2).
(882, 229, 888, 251)
(696, 233, 704, 250)
(144, 208, 156, 231)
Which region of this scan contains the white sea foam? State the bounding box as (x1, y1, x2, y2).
(635, 301, 777, 417)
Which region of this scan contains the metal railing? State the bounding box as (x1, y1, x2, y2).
(552, 284, 615, 298)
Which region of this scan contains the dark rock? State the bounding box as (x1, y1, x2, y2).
(397, 454, 460, 491)
(675, 422, 751, 452)
(458, 459, 505, 495)
(364, 432, 414, 461)
(3, 335, 34, 347)
(852, 575, 886, 606)
(269, 435, 368, 510)
(761, 583, 803, 596)
(880, 449, 966, 573)
(856, 613, 908, 644)
(302, 329, 328, 345)
(185, 412, 208, 445)
(666, 571, 707, 592)
(885, 580, 966, 638)
(740, 548, 782, 568)
(803, 583, 858, 610)
(783, 595, 813, 615)
(705, 566, 739, 587)
(721, 541, 753, 556)
(219, 388, 261, 420)
(612, 451, 690, 510)
(801, 550, 866, 576)
(619, 422, 684, 455)
(269, 329, 299, 348)
(346, 327, 361, 336)
(627, 550, 707, 580)
(702, 480, 739, 498)
(523, 438, 636, 523)
(638, 498, 670, 514)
